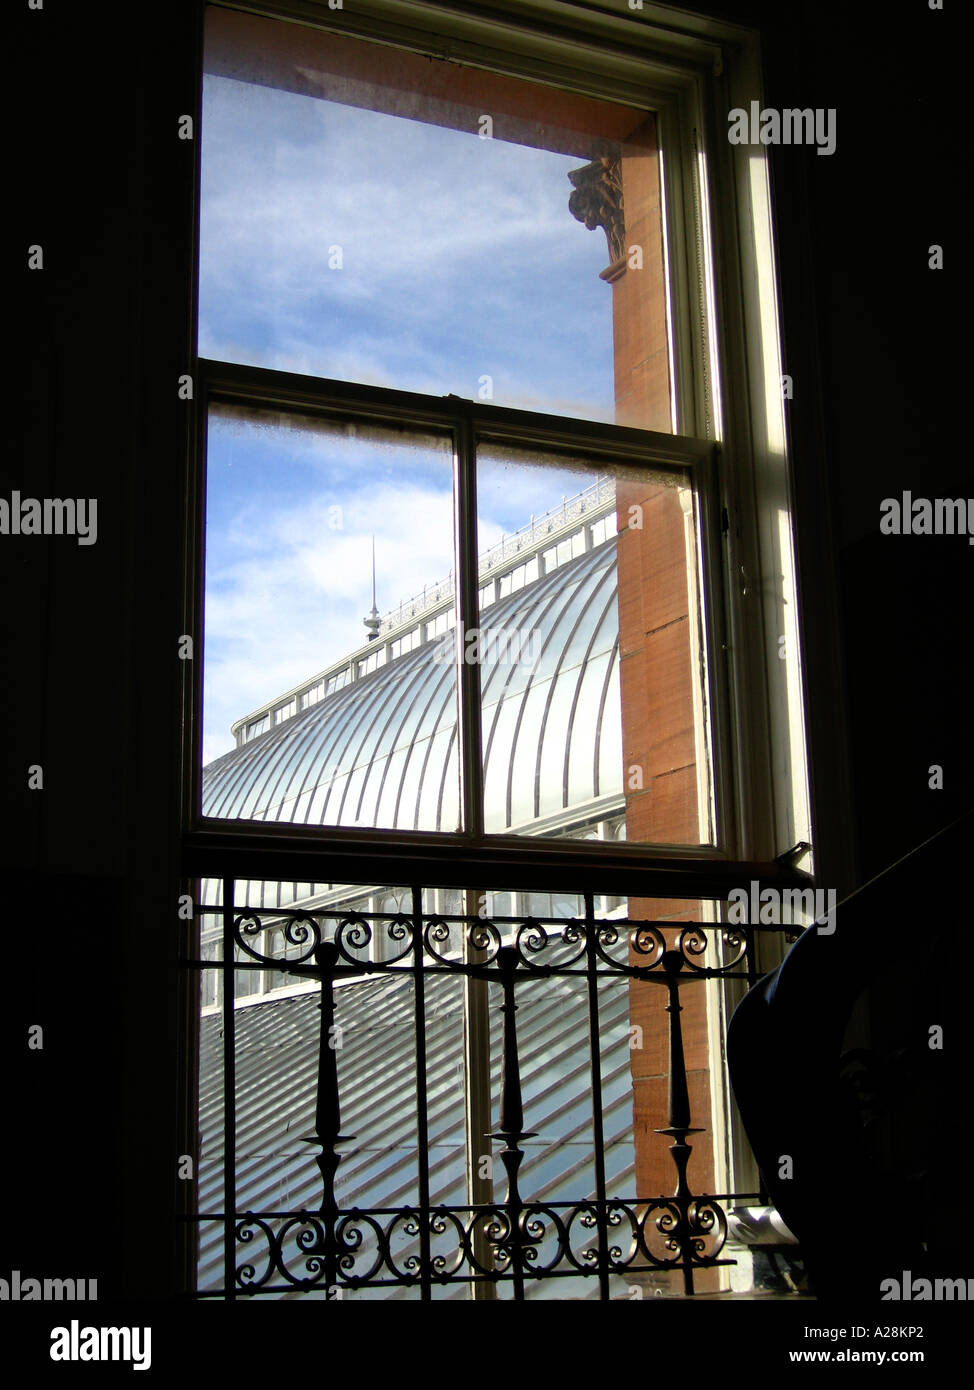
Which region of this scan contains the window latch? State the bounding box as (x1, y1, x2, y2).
(775, 841, 812, 869)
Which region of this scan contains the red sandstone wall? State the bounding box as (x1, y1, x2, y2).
(610, 124, 717, 1292)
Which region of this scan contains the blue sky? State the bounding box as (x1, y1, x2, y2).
(200, 75, 614, 763)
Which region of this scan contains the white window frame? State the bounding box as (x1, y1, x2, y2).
(190, 0, 813, 876)
(187, 0, 828, 1272)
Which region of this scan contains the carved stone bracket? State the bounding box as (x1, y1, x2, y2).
(568, 154, 625, 273)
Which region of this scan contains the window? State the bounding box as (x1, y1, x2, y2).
(184, 0, 815, 1301)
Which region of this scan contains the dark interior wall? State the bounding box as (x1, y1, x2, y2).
(704, 0, 969, 877)
(9, 0, 199, 1296)
(5, 0, 966, 1299)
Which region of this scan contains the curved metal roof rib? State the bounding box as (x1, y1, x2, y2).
(202, 536, 623, 833)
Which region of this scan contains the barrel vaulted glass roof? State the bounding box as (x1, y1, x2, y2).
(202, 536, 622, 833)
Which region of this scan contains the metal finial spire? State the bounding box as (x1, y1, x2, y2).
(364, 535, 381, 641)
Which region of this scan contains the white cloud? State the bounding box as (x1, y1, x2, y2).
(203, 473, 456, 763)
(199, 74, 614, 408)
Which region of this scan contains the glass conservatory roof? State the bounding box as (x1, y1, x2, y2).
(202, 535, 622, 833)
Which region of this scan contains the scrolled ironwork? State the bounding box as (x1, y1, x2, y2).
(421, 914, 465, 965)
(512, 915, 550, 962)
(464, 1208, 508, 1277)
(674, 923, 749, 974)
(601, 1202, 640, 1269)
(227, 1199, 730, 1290)
(628, 921, 668, 968)
(510, 915, 588, 970)
(232, 911, 323, 967)
(641, 1199, 688, 1265)
(466, 916, 502, 961)
(275, 1215, 332, 1287)
(377, 912, 414, 963)
(235, 1215, 276, 1291)
(218, 902, 789, 981)
(203, 885, 771, 1301)
(719, 925, 749, 969)
(562, 1201, 607, 1271)
(345, 1206, 411, 1278)
(637, 1196, 728, 1268)
(427, 1207, 472, 1279)
(687, 1198, 728, 1259)
(334, 912, 374, 959)
(590, 918, 623, 964)
(676, 922, 710, 969)
(332, 1212, 388, 1283)
(515, 1204, 566, 1274)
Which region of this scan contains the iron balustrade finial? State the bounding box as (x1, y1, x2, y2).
(300, 940, 355, 1297)
(654, 947, 706, 1295)
(488, 944, 538, 1297)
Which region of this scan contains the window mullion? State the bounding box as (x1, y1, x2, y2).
(455, 415, 484, 840)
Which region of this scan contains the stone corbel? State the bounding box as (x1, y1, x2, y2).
(568, 154, 626, 281)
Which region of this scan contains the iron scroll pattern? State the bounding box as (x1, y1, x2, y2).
(228, 907, 751, 978)
(195, 892, 778, 1298)
(229, 1198, 729, 1295)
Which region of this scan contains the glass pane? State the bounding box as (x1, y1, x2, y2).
(477, 444, 714, 846)
(200, 7, 672, 430)
(202, 404, 460, 832)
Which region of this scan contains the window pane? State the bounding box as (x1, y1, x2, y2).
(202, 405, 459, 832)
(200, 7, 672, 430)
(477, 444, 714, 845)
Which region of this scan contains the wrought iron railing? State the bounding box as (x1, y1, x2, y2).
(185, 879, 797, 1300)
